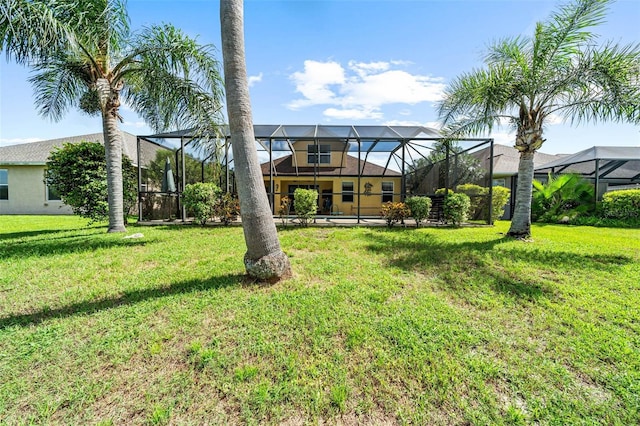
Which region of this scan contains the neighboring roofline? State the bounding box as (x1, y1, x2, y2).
(536, 146, 640, 170)
(0, 161, 45, 166)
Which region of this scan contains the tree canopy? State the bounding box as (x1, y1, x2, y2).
(45, 141, 137, 223)
(437, 0, 640, 237)
(1, 0, 225, 232)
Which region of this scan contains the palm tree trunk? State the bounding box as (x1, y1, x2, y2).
(102, 110, 126, 233)
(507, 150, 535, 238)
(97, 78, 126, 233)
(220, 0, 291, 282)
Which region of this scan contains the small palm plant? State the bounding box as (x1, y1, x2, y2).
(532, 174, 595, 222)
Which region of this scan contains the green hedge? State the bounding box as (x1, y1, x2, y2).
(602, 189, 640, 219)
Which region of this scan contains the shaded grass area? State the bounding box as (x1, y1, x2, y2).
(0, 216, 638, 425)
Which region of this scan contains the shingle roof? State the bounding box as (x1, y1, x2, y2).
(535, 146, 640, 181)
(0, 132, 167, 167)
(471, 144, 564, 176)
(261, 154, 402, 177)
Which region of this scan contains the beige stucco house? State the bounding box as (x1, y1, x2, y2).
(0, 132, 168, 215)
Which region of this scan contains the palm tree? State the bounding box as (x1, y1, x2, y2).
(1, 0, 224, 232)
(437, 0, 640, 238)
(220, 0, 291, 282)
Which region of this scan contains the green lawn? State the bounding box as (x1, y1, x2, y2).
(0, 216, 638, 425)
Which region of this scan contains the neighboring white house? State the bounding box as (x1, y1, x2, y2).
(0, 132, 169, 215)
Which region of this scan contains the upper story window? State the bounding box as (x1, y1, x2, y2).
(307, 144, 331, 164)
(0, 169, 8, 200)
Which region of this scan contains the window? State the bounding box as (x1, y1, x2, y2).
(382, 181, 394, 203)
(492, 178, 506, 187)
(307, 144, 331, 164)
(46, 185, 62, 201)
(342, 182, 354, 202)
(0, 169, 7, 200)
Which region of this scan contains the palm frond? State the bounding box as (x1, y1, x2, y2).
(123, 69, 224, 135)
(116, 23, 225, 134)
(537, 0, 609, 66)
(28, 53, 91, 120)
(437, 64, 520, 136)
(0, 0, 76, 63)
(550, 42, 640, 125)
(485, 36, 530, 71)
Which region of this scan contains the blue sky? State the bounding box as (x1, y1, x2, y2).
(1, 0, 638, 154)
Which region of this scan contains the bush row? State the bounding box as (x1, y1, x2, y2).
(381, 184, 510, 228)
(530, 174, 639, 225)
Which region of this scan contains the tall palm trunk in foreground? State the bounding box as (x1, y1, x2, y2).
(220, 0, 291, 282)
(98, 78, 126, 232)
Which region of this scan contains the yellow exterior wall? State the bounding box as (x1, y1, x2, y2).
(267, 175, 402, 216)
(292, 140, 349, 168)
(0, 165, 72, 215)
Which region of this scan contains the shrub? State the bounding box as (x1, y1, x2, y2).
(490, 186, 511, 222)
(381, 201, 410, 228)
(182, 182, 221, 225)
(213, 192, 240, 225)
(278, 196, 292, 226)
(293, 188, 318, 226)
(45, 141, 137, 224)
(456, 184, 511, 223)
(443, 193, 470, 226)
(435, 188, 454, 196)
(532, 174, 594, 222)
(601, 189, 640, 219)
(456, 184, 486, 220)
(405, 196, 432, 227)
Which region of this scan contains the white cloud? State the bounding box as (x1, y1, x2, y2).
(287, 60, 446, 120)
(383, 119, 442, 130)
(348, 60, 391, 78)
(324, 107, 383, 120)
(248, 72, 263, 87)
(0, 137, 43, 147)
(289, 60, 345, 109)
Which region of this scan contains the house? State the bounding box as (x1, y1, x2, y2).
(470, 144, 564, 219)
(261, 139, 402, 216)
(0, 132, 169, 215)
(535, 146, 640, 198)
(139, 124, 492, 220)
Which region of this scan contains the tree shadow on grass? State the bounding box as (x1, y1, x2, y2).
(0, 232, 150, 260)
(362, 229, 633, 301)
(0, 273, 244, 330)
(0, 226, 101, 241)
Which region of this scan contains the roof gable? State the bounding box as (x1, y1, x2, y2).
(261, 154, 401, 177)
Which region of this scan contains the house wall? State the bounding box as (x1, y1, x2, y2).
(0, 165, 72, 215)
(292, 140, 349, 168)
(267, 175, 402, 216)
